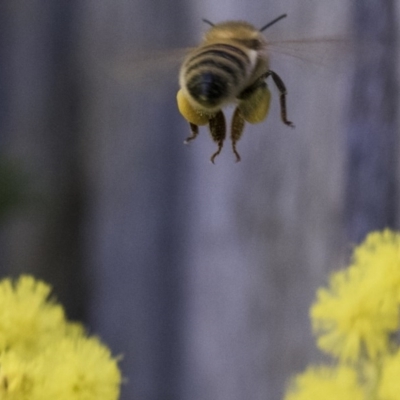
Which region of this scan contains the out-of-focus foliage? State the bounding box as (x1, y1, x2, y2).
(0, 159, 30, 220)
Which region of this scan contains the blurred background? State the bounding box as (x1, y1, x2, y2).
(0, 0, 399, 399)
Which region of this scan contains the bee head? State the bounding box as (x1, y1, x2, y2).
(204, 21, 264, 43)
(202, 21, 265, 49)
(201, 14, 287, 49)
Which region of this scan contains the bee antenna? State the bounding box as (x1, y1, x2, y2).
(202, 18, 215, 27)
(259, 14, 287, 32)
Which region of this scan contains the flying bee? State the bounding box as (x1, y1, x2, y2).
(177, 14, 295, 163)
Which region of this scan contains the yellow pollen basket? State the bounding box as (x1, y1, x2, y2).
(176, 89, 210, 126)
(239, 85, 271, 124)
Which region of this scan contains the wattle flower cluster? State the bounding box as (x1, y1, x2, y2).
(0, 276, 121, 400)
(285, 230, 400, 400)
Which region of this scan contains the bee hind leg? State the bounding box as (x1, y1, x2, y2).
(209, 111, 226, 164)
(231, 108, 245, 162)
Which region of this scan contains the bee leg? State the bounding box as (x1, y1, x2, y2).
(184, 123, 199, 144)
(231, 107, 245, 162)
(209, 111, 226, 164)
(266, 70, 294, 127)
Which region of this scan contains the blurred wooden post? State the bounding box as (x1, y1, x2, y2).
(79, 1, 192, 399)
(346, 0, 399, 243)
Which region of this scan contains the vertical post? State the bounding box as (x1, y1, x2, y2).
(346, 0, 399, 243)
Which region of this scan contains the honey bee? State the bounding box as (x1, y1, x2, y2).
(177, 14, 295, 163)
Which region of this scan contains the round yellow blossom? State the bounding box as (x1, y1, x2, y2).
(311, 236, 400, 362)
(0, 276, 121, 400)
(284, 365, 364, 400)
(0, 276, 66, 357)
(351, 230, 400, 301)
(287, 230, 400, 400)
(0, 337, 121, 400)
(0, 350, 42, 400)
(32, 336, 121, 400)
(378, 349, 400, 400)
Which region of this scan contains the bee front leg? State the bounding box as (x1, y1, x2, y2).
(231, 108, 245, 162)
(184, 123, 199, 144)
(266, 70, 294, 128)
(177, 89, 210, 145)
(209, 111, 226, 164)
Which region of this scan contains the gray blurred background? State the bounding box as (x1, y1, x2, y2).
(0, 0, 399, 399)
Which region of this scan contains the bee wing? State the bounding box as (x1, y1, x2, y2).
(97, 37, 354, 90)
(102, 48, 192, 87)
(267, 36, 353, 70)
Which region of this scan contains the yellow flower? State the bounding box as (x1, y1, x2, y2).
(0, 276, 121, 400)
(378, 349, 400, 400)
(0, 276, 66, 356)
(0, 350, 41, 400)
(0, 337, 121, 400)
(33, 336, 121, 400)
(351, 230, 400, 300)
(284, 365, 364, 400)
(285, 230, 400, 399)
(311, 267, 398, 362)
(311, 231, 400, 362)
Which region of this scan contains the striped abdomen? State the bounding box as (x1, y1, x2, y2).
(181, 43, 253, 110)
